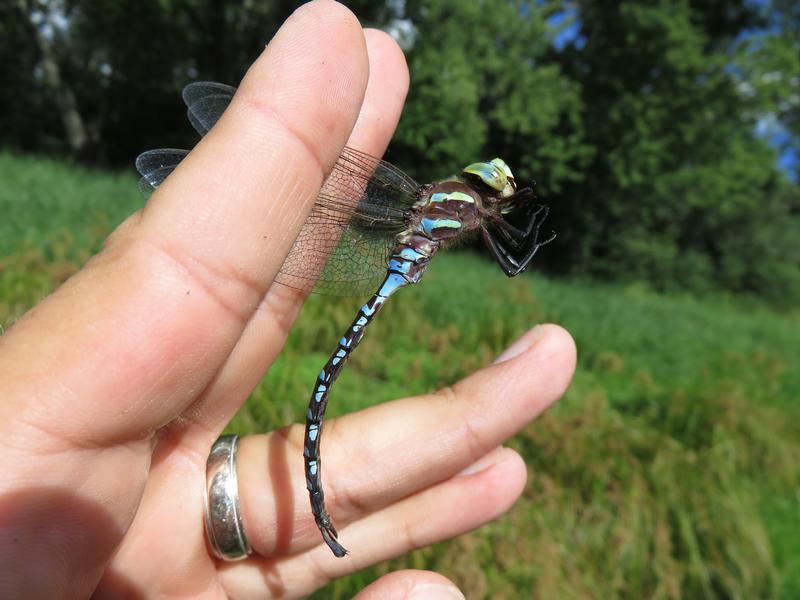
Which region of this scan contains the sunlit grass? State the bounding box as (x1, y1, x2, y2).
(2, 153, 798, 598)
(0, 151, 140, 259)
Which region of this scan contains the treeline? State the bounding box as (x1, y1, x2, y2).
(3, 0, 799, 304)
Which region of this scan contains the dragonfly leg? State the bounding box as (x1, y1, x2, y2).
(483, 203, 548, 250)
(481, 204, 554, 277)
(482, 225, 524, 275)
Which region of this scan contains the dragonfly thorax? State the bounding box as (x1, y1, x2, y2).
(407, 179, 485, 243)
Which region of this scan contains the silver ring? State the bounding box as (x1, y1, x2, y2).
(204, 434, 252, 561)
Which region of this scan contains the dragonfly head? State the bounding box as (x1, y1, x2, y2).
(462, 158, 517, 199)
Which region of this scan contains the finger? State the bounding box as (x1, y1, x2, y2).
(234, 325, 574, 556)
(174, 28, 410, 441)
(335, 448, 525, 567)
(353, 570, 465, 600)
(222, 448, 521, 598)
(0, 0, 369, 449)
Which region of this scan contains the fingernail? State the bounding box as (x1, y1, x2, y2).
(407, 582, 466, 600)
(493, 325, 547, 364)
(457, 447, 505, 476)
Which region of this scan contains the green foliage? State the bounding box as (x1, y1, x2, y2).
(0, 152, 141, 328)
(0, 151, 140, 259)
(735, 1, 800, 161)
(394, 0, 590, 192)
(551, 0, 800, 305)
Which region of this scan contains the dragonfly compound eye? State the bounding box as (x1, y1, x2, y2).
(463, 159, 515, 198)
(490, 158, 516, 192)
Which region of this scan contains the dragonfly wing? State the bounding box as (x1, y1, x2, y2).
(137, 81, 422, 297)
(276, 147, 420, 296)
(182, 81, 236, 137)
(135, 148, 189, 198)
(334, 145, 419, 200)
(277, 222, 398, 297)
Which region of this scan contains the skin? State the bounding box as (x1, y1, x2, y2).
(0, 2, 576, 598)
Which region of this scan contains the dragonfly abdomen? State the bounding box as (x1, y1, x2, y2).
(303, 236, 439, 557)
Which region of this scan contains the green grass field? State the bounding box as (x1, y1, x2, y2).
(2, 152, 799, 598)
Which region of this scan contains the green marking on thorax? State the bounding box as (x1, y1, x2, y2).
(430, 191, 475, 204)
(435, 218, 462, 229)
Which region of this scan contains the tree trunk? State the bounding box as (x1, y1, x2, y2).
(18, 0, 88, 155)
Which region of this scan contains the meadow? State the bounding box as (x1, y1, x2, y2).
(1, 152, 798, 598)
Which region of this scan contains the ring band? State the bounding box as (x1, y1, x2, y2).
(204, 434, 252, 561)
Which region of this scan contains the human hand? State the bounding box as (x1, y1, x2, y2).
(0, 1, 576, 598)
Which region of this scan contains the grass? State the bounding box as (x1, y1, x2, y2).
(2, 152, 799, 598)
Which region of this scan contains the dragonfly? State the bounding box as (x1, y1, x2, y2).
(136, 81, 554, 558)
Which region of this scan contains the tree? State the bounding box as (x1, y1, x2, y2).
(392, 0, 589, 195)
(551, 0, 800, 303)
(15, 0, 89, 156)
(1, 1, 393, 163)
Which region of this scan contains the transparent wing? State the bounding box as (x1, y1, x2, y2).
(135, 148, 189, 198)
(182, 81, 236, 136)
(278, 146, 419, 295)
(135, 82, 421, 296)
(133, 148, 418, 296)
